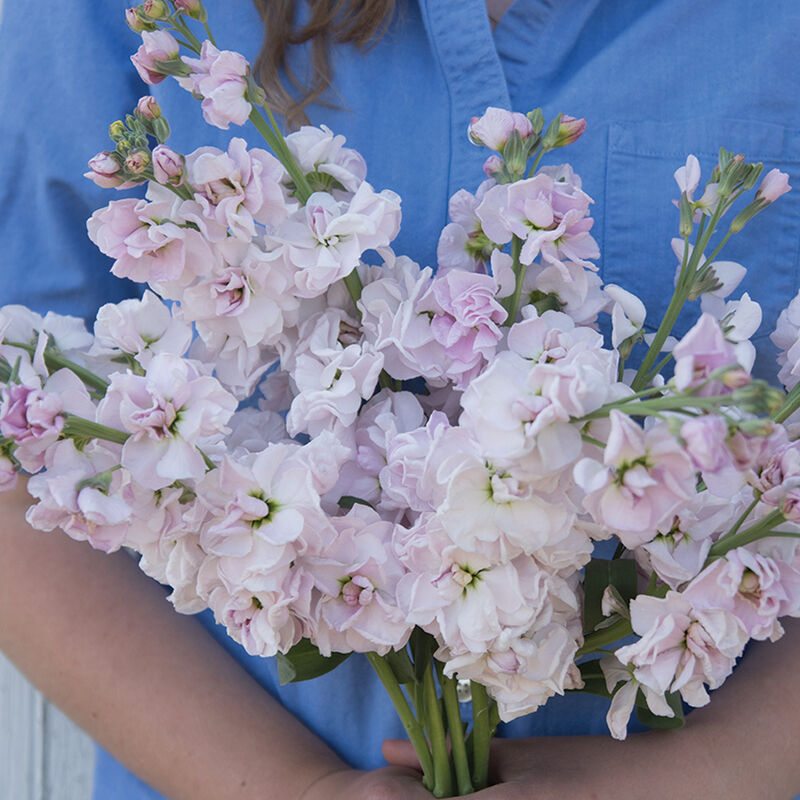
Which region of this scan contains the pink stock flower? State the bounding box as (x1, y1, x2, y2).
(772, 289, 800, 391)
(152, 145, 185, 186)
(0, 383, 63, 447)
(284, 125, 367, 195)
(574, 411, 696, 547)
(422, 270, 506, 388)
(756, 168, 791, 204)
(87, 194, 219, 298)
(186, 138, 289, 240)
(92, 290, 193, 367)
(615, 592, 747, 709)
(468, 107, 533, 152)
(301, 505, 412, 656)
(476, 169, 597, 269)
(285, 309, 384, 438)
(131, 30, 180, 85)
(181, 41, 252, 129)
(272, 182, 401, 299)
(97, 354, 237, 490)
(25, 441, 133, 553)
(684, 548, 800, 642)
(672, 313, 741, 395)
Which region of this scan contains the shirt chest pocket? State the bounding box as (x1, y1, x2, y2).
(602, 118, 800, 379)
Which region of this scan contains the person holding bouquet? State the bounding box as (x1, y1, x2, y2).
(1, 1, 800, 798)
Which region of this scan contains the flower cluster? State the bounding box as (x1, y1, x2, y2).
(5, 6, 800, 790)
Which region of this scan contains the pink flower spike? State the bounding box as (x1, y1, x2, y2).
(756, 168, 791, 205)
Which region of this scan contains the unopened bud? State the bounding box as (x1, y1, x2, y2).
(678, 194, 693, 237)
(601, 585, 630, 619)
(136, 95, 162, 120)
(109, 120, 128, 142)
(756, 168, 791, 205)
(124, 149, 151, 174)
(173, 0, 208, 22)
(502, 129, 531, 176)
(141, 0, 169, 20)
(482, 154, 506, 180)
(152, 145, 184, 185)
(732, 380, 785, 417)
(125, 8, 154, 32)
(720, 366, 751, 389)
(84, 152, 126, 188)
(554, 114, 586, 147)
(526, 107, 545, 136)
(736, 418, 776, 438)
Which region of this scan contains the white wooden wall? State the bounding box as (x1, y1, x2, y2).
(0, 652, 95, 800)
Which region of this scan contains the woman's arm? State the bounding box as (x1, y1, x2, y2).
(0, 479, 429, 800)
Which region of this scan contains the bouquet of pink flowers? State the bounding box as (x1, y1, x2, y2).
(2, 1, 799, 795)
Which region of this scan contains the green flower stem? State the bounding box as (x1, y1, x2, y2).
(423, 662, 453, 798)
(365, 653, 435, 791)
(501, 235, 526, 325)
(470, 681, 492, 791)
(62, 415, 129, 446)
(202, 21, 217, 46)
(247, 108, 312, 203)
(170, 16, 203, 52)
(708, 508, 787, 559)
(577, 617, 633, 657)
(725, 496, 760, 539)
(5, 341, 109, 394)
(439, 668, 474, 796)
(526, 147, 545, 178)
(774, 381, 800, 424)
(343, 270, 364, 316)
(577, 392, 732, 423)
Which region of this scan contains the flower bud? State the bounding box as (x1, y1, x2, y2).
(85, 152, 126, 188)
(555, 114, 586, 147)
(152, 145, 185, 185)
(756, 168, 791, 205)
(141, 0, 169, 20)
(109, 120, 128, 142)
(124, 149, 151, 174)
(136, 95, 162, 120)
(173, 0, 208, 22)
(125, 8, 154, 32)
(719, 366, 751, 389)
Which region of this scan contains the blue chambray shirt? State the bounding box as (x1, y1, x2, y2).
(1, 1, 800, 797)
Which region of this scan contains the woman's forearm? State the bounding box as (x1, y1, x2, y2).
(0, 480, 348, 800)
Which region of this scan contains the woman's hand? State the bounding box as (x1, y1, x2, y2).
(384, 621, 800, 799)
(300, 765, 433, 800)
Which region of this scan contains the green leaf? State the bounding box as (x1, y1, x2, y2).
(635, 689, 685, 730)
(383, 647, 417, 685)
(410, 627, 437, 682)
(338, 495, 376, 511)
(583, 558, 638, 635)
(568, 659, 611, 698)
(276, 638, 350, 685)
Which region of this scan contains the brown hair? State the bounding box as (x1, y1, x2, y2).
(251, 0, 397, 129)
